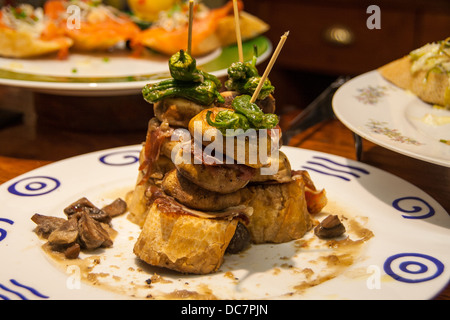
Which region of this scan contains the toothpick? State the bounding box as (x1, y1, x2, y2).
(250, 31, 289, 103)
(187, 0, 194, 55)
(233, 0, 243, 62)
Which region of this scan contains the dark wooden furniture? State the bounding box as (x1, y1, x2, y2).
(244, 0, 450, 111)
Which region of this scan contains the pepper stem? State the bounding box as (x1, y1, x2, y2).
(179, 49, 186, 62)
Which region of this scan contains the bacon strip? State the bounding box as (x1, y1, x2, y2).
(292, 170, 327, 214)
(139, 119, 173, 184)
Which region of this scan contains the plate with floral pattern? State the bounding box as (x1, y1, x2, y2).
(1, 145, 449, 300)
(0, 36, 271, 96)
(332, 70, 450, 168)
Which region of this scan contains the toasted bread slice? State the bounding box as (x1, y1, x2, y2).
(0, 27, 72, 58)
(242, 176, 313, 244)
(215, 11, 269, 47)
(378, 50, 450, 108)
(133, 199, 238, 274)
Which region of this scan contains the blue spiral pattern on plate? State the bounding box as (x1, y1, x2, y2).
(392, 196, 435, 219)
(384, 253, 444, 283)
(0, 279, 49, 300)
(98, 150, 140, 166)
(7, 176, 61, 197)
(0, 218, 14, 242)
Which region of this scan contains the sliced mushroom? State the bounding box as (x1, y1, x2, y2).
(64, 243, 81, 259)
(101, 198, 127, 218)
(48, 216, 79, 246)
(64, 197, 112, 224)
(32, 197, 125, 259)
(31, 213, 66, 239)
(226, 222, 251, 254)
(77, 212, 113, 250)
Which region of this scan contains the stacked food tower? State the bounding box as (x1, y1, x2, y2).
(127, 3, 327, 274)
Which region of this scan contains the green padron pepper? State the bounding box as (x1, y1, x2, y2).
(206, 109, 250, 135)
(142, 49, 224, 106)
(169, 50, 222, 89)
(169, 49, 200, 82)
(143, 78, 224, 106)
(225, 51, 275, 100)
(206, 94, 279, 135)
(227, 59, 259, 80)
(232, 94, 263, 127)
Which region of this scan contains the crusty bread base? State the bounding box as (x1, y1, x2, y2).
(126, 172, 149, 228)
(68, 33, 131, 51)
(138, 10, 269, 57)
(126, 150, 175, 227)
(0, 28, 72, 58)
(215, 11, 270, 47)
(138, 26, 222, 57)
(133, 201, 238, 274)
(378, 55, 449, 107)
(193, 11, 269, 55)
(192, 32, 222, 57)
(243, 178, 312, 244)
(133, 178, 313, 274)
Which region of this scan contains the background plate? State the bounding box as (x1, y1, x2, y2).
(0, 36, 271, 96)
(333, 70, 450, 167)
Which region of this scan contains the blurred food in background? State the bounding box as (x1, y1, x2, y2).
(130, 0, 269, 56)
(378, 38, 450, 110)
(0, 3, 73, 58)
(44, 0, 140, 51)
(0, 0, 269, 58)
(216, 10, 268, 47)
(127, 0, 177, 22)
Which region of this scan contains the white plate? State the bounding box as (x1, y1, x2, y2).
(1, 145, 449, 300)
(0, 36, 271, 96)
(332, 70, 450, 168)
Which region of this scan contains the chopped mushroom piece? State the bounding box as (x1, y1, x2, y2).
(63, 197, 95, 216)
(64, 243, 81, 259)
(48, 217, 79, 245)
(101, 198, 127, 217)
(32, 197, 125, 259)
(31, 214, 66, 238)
(226, 222, 251, 254)
(314, 215, 346, 239)
(77, 212, 113, 250)
(64, 197, 112, 224)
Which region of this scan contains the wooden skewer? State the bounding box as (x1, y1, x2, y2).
(233, 0, 243, 62)
(250, 31, 289, 103)
(187, 0, 194, 55)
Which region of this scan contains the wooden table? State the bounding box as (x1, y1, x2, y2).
(0, 108, 448, 299)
